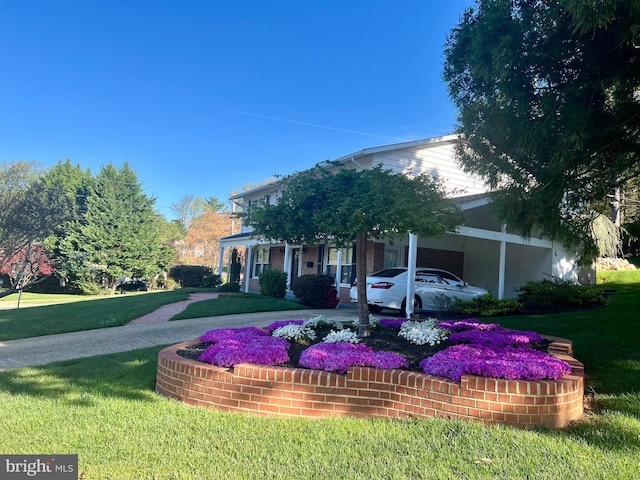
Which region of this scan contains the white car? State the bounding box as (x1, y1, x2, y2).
(349, 267, 488, 313)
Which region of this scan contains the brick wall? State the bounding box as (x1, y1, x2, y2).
(156, 337, 583, 428)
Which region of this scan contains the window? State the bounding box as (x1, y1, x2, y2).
(384, 248, 399, 269)
(326, 246, 354, 285)
(416, 271, 440, 284)
(252, 247, 271, 278)
(439, 270, 465, 286)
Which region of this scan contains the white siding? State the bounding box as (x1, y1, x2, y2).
(369, 142, 489, 197)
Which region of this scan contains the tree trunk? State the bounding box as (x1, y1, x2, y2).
(355, 231, 370, 337)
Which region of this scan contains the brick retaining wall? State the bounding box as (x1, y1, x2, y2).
(156, 336, 583, 428)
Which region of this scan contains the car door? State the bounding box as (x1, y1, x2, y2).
(414, 270, 447, 310)
(438, 270, 477, 302)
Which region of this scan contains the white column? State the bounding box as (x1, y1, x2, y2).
(245, 245, 252, 293)
(336, 248, 343, 309)
(283, 243, 291, 289)
(218, 245, 225, 281)
(498, 224, 506, 299)
(406, 233, 418, 318)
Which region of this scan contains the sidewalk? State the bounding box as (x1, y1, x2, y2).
(0, 302, 360, 371)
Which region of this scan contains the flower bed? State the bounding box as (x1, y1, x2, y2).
(156, 317, 584, 428)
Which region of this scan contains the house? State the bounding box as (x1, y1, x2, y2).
(218, 135, 587, 305)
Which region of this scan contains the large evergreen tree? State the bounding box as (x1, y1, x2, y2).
(50, 162, 169, 292)
(444, 0, 640, 261)
(240, 163, 462, 336)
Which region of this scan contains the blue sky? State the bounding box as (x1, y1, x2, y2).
(1, 0, 472, 219)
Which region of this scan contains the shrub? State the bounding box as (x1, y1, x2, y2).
(292, 274, 339, 308)
(258, 269, 287, 298)
(169, 265, 220, 288)
(23, 275, 69, 294)
(217, 282, 241, 292)
(516, 278, 607, 312)
(229, 248, 243, 283)
(451, 294, 522, 317)
(161, 278, 180, 290)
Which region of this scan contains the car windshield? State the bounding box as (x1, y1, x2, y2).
(370, 268, 406, 278)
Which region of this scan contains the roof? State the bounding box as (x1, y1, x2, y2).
(331, 134, 458, 167)
(219, 231, 253, 241)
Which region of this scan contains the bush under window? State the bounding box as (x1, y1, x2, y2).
(259, 268, 287, 298)
(292, 274, 339, 309)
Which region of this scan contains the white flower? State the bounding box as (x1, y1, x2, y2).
(303, 315, 344, 330)
(272, 324, 317, 342)
(351, 314, 381, 329)
(398, 319, 449, 346)
(323, 329, 360, 344)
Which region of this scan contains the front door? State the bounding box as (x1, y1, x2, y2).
(290, 248, 300, 286)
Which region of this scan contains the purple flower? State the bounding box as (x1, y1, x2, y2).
(437, 319, 501, 332)
(299, 342, 408, 374)
(265, 319, 305, 333)
(199, 335, 290, 367)
(200, 326, 267, 343)
(380, 318, 410, 329)
(420, 344, 571, 381)
(448, 328, 544, 348)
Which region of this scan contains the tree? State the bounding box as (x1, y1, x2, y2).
(203, 197, 229, 213)
(0, 161, 41, 275)
(179, 210, 233, 271)
(171, 195, 206, 231)
(49, 163, 169, 292)
(0, 245, 55, 292)
(240, 163, 462, 336)
(0, 160, 77, 298)
(444, 0, 640, 262)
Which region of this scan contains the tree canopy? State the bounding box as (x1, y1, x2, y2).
(240, 163, 462, 335)
(46, 162, 171, 292)
(0, 161, 75, 297)
(444, 0, 640, 261)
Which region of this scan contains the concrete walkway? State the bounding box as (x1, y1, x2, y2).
(0, 297, 359, 370)
(126, 292, 221, 325)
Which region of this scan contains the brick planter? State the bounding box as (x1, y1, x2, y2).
(156, 336, 583, 428)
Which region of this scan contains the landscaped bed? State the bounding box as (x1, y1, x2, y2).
(157, 316, 584, 428)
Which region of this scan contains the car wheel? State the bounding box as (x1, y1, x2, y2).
(367, 305, 383, 313)
(400, 295, 422, 314)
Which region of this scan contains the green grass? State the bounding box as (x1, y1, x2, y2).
(171, 293, 307, 320)
(0, 272, 639, 478)
(0, 291, 98, 306)
(1, 347, 638, 479)
(0, 290, 309, 341)
(0, 290, 199, 341)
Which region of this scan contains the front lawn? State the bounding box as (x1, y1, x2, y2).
(0, 346, 638, 479)
(170, 293, 307, 320)
(0, 289, 197, 341)
(0, 270, 638, 478)
(0, 291, 308, 341)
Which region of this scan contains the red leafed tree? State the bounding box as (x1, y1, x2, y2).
(178, 211, 233, 271)
(0, 244, 55, 295)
